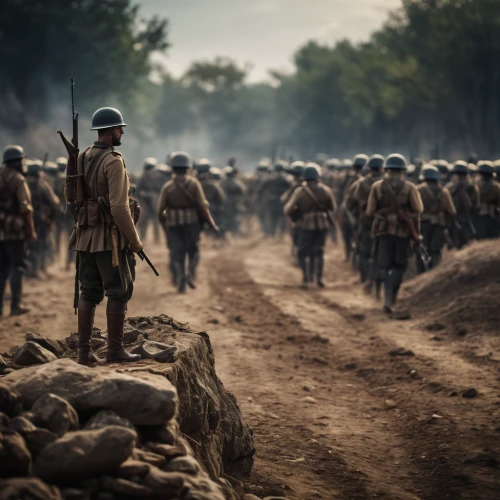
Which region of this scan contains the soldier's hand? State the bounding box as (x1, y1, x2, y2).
(130, 240, 143, 253)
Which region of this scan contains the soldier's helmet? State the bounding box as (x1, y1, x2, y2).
(56, 156, 67, 172)
(325, 158, 340, 171)
(477, 160, 495, 176)
(143, 157, 157, 171)
(452, 160, 469, 175)
(303, 164, 320, 181)
(256, 157, 271, 172)
(494, 160, 500, 177)
(43, 161, 59, 176)
(367, 154, 385, 170)
(384, 154, 407, 170)
(421, 165, 440, 181)
(27, 161, 42, 176)
(210, 167, 222, 180)
(169, 152, 192, 169)
(341, 158, 353, 170)
(223, 165, 235, 177)
(436, 160, 450, 175)
(2, 145, 26, 164)
(314, 153, 328, 166)
(196, 158, 212, 174)
(290, 161, 305, 177)
(352, 154, 369, 170)
(273, 160, 288, 172)
(90, 107, 127, 130)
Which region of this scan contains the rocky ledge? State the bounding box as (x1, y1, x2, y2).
(0, 314, 255, 500)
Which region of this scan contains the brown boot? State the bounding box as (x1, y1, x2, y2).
(78, 299, 102, 365)
(106, 301, 141, 363)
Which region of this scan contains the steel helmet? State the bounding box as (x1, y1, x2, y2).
(169, 152, 192, 169)
(303, 164, 320, 181)
(290, 161, 305, 177)
(196, 158, 212, 174)
(90, 107, 127, 130)
(325, 158, 340, 171)
(421, 165, 440, 181)
(56, 156, 67, 172)
(452, 161, 469, 175)
(367, 154, 384, 170)
(3, 145, 26, 163)
(43, 161, 58, 176)
(352, 154, 369, 169)
(142, 157, 157, 170)
(210, 166, 222, 180)
(478, 160, 494, 175)
(384, 154, 407, 170)
(273, 160, 288, 172)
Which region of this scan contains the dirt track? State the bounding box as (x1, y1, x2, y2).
(1, 234, 499, 500)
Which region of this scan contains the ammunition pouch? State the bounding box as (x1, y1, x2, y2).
(77, 199, 100, 228)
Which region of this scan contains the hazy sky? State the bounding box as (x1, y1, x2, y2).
(138, 0, 401, 82)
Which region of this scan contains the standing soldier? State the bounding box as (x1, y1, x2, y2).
(0, 146, 37, 316)
(25, 161, 61, 277)
(136, 158, 161, 244)
(55, 156, 75, 269)
(157, 152, 216, 293)
(474, 161, 500, 239)
(416, 166, 456, 272)
(445, 161, 479, 248)
(66, 107, 143, 365)
(284, 165, 336, 288)
(220, 165, 246, 235)
(352, 155, 385, 296)
(366, 154, 423, 314)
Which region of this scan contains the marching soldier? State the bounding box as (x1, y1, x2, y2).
(66, 107, 143, 365)
(284, 165, 336, 288)
(0, 145, 37, 316)
(220, 165, 246, 235)
(366, 154, 423, 313)
(416, 166, 456, 272)
(474, 161, 500, 239)
(137, 157, 161, 244)
(157, 152, 217, 293)
(55, 156, 75, 269)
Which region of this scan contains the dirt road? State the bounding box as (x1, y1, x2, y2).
(1, 235, 499, 500)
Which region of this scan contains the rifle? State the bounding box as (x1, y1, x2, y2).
(384, 180, 431, 270)
(137, 249, 159, 276)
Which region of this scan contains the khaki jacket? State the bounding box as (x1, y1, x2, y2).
(27, 177, 61, 224)
(476, 178, 500, 216)
(66, 142, 140, 253)
(366, 174, 423, 238)
(445, 179, 479, 220)
(417, 182, 456, 224)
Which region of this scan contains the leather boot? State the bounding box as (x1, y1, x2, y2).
(78, 299, 101, 365)
(383, 271, 394, 314)
(298, 255, 308, 288)
(10, 268, 29, 316)
(316, 255, 325, 288)
(391, 269, 404, 306)
(186, 252, 199, 289)
(308, 256, 316, 287)
(106, 301, 141, 363)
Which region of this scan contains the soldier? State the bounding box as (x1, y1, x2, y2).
(66, 107, 143, 365)
(284, 165, 336, 288)
(25, 161, 61, 277)
(366, 154, 423, 313)
(352, 154, 385, 296)
(321, 158, 341, 243)
(445, 161, 479, 248)
(0, 145, 37, 316)
(136, 157, 161, 244)
(220, 165, 246, 235)
(157, 152, 216, 293)
(474, 161, 500, 239)
(416, 166, 456, 272)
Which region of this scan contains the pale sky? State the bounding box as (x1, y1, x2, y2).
(138, 0, 402, 82)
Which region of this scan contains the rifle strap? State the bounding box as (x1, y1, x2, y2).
(303, 185, 326, 212)
(175, 178, 199, 207)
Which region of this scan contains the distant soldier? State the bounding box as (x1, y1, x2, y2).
(0, 145, 37, 316)
(352, 155, 385, 296)
(366, 154, 423, 313)
(157, 152, 216, 293)
(136, 157, 161, 244)
(474, 161, 500, 239)
(284, 165, 336, 288)
(220, 165, 246, 235)
(416, 166, 456, 272)
(445, 161, 479, 248)
(26, 161, 61, 277)
(66, 107, 143, 365)
(55, 156, 75, 269)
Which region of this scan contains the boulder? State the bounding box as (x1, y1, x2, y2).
(117, 459, 151, 478)
(25, 333, 66, 357)
(60, 488, 91, 500)
(33, 425, 136, 482)
(32, 393, 79, 437)
(0, 478, 62, 500)
(0, 431, 32, 477)
(0, 354, 7, 370)
(142, 467, 185, 497)
(132, 448, 166, 467)
(131, 341, 178, 363)
(123, 325, 143, 344)
(146, 443, 186, 459)
(23, 427, 58, 458)
(0, 383, 22, 417)
(84, 409, 134, 431)
(165, 455, 202, 475)
(3, 359, 177, 426)
(8, 415, 36, 433)
(12, 341, 57, 366)
(0, 412, 9, 427)
(100, 476, 153, 498)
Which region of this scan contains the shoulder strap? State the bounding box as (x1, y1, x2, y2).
(175, 177, 199, 207)
(84, 148, 113, 199)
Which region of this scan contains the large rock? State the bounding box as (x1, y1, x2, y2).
(25, 333, 66, 357)
(3, 358, 177, 425)
(8, 415, 36, 433)
(33, 425, 136, 482)
(0, 431, 32, 477)
(0, 354, 7, 370)
(32, 393, 79, 437)
(84, 409, 134, 431)
(0, 383, 22, 417)
(131, 341, 178, 363)
(0, 478, 62, 500)
(12, 341, 57, 366)
(22, 427, 58, 458)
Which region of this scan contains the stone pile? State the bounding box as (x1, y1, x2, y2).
(0, 314, 256, 500)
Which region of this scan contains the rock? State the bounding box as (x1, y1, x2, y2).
(137, 423, 177, 445)
(60, 488, 91, 500)
(23, 428, 58, 458)
(384, 399, 398, 409)
(123, 325, 143, 344)
(244, 495, 263, 500)
(131, 341, 178, 363)
(0, 412, 9, 427)
(142, 467, 185, 497)
(25, 333, 66, 357)
(455, 327, 467, 337)
(146, 443, 186, 459)
(12, 341, 58, 366)
(425, 322, 445, 332)
(263, 497, 291, 500)
(0, 431, 32, 477)
(8, 415, 36, 433)
(462, 388, 478, 399)
(3, 359, 177, 426)
(100, 476, 153, 498)
(165, 455, 201, 475)
(65, 333, 79, 350)
(0, 354, 7, 370)
(94, 493, 114, 500)
(84, 410, 135, 431)
(33, 425, 136, 482)
(91, 338, 106, 350)
(0, 383, 22, 417)
(117, 459, 151, 478)
(388, 347, 415, 357)
(133, 448, 167, 467)
(302, 385, 315, 392)
(0, 478, 62, 499)
(302, 396, 317, 404)
(310, 334, 329, 344)
(32, 393, 79, 437)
